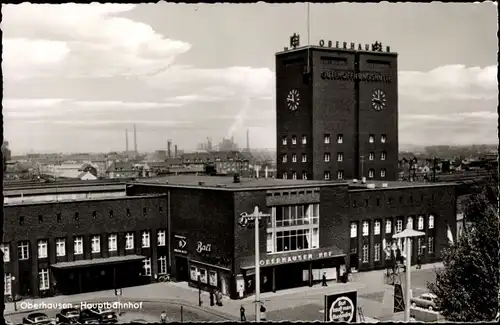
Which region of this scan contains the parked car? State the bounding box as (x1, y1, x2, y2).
(55, 308, 81, 324)
(410, 293, 439, 311)
(80, 308, 117, 323)
(22, 312, 53, 325)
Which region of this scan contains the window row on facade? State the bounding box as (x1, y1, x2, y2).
(281, 134, 388, 146)
(4, 255, 169, 296)
(350, 215, 435, 239)
(357, 236, 436, 264)
(16, 207, 163, 226)
(1, 230, 167, 262)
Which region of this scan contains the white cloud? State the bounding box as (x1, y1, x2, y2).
(399, 65, 497, 101)
(2, 3, 192, 79)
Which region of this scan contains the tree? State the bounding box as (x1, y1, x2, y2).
(427, 176, 499, 321)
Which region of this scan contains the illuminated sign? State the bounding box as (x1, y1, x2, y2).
(259, 250, 337, 267)
(324, 291, 358, 322)
(321, 70, 392, 83)
(173, 235, 187, 255)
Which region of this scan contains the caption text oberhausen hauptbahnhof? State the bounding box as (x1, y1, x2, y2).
(20, 301, 143, 310)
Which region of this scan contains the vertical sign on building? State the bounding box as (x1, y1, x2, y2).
(324, 290, 357, 322)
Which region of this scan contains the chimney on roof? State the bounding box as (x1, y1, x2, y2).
(367, 183, 376, 189)
(233, 173, 241, 183)
(174, 145, 178, 158)
(382, 183, 388, 188)
(133, 124, 138, 153)
(361, 177, 367, 184)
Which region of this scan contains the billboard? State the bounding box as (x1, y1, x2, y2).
(324, 290, 357, 322)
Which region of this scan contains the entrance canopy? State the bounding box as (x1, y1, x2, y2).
(51, 255, 146, 270)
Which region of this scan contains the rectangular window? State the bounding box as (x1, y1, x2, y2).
(374, 244, 381, 261)
(385, 220, 392, 234)
(302, 172, 308, 180)
(1, 244, 10, 262)
(324, 171, 331, 180)
(407, 217, 414, 229)
(108, 234, 117, 252)
(428, 237, 435, 254)
(266, 233, 273, 253)
(324, 153, 331, 162)
(381, 169, 386, 178)
(381, 134, 386, 143)
(362, 245, 369, 263)
(281, 154, 287, 163)
(18, 241, 29, 260)
(381, 152, 386, 160)
(4, 273, 12, 295)
(417, 237, 425, 255)
(142, 231, 151, 248)
(38, 240, 48, 259)
(39, 269, 50, 290)
(291, 135, 297, 145)
(337, 170, 344, 180)
(125, 233, 134, 250)
(374, 221, 381, 235)
(337, 153, 344, 162)
(143, 258, 152, 276)
(302, 135, 307, 144)
(369, 152, 375, 161)
(199, 268, 208, 284)
(158, 230, 166, 246)
(56, 238, 66, 257)
(282, 172, 288, 179)
(282, 136, 287, 145)
(292, 171, 297, 180)
(74, 236, 83, 255)
(209, 270, 218, 287)
(362, 221, 369, 236)
(368, 169, 375, 178)
(301, 154, 307, 163)
(418, 216, 424, 230)
(324, 134, 331, 144)
(396, 219, 403, 233)
(350, 223, 358, 238)
(158, 256, 167, 275)
(91, 236, 100, 253)
(190, 266, 198, 281)
(428, 215, 435, 229)
(369, 134, 375, 143)
(337, 134, 343, 144)
(292, 153, 297, 163)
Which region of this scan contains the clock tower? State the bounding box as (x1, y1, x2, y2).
(276, 37, 398, 181)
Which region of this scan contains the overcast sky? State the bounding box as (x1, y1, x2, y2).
(2, 2, 498, 154)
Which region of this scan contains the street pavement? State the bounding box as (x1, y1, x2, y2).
(4, 262, 442, 323)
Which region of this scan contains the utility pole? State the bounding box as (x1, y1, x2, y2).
(360, 155, 365, 180)
(432, 158, 437, 182)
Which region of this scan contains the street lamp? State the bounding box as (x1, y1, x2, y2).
(197, 271, 202, 306)
(392, 223, 425, 321)
(238, 206, 271, 323)
(11, 276, 17, 311)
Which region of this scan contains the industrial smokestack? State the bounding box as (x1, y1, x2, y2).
(265, 166, 269, 179)
(125, 129, 129, 153)
(246, 129, 250, 152)
(167, 140, 172, 159)
(133, 124, 138, 153)
(174, 145, 178, 158)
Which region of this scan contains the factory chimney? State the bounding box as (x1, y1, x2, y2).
(174, 145, 178, 158)
(167, 140, 172, 159)
(125, 129, 129, 153)
(133, 124, 138, 153)
(246, 129, 250, 152)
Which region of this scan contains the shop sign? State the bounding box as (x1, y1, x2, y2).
(259, 250, 337, 267)
(174, 235, 187, 255)
(324, 290, 357, 322)
(196, 241, 212, 253)
(321, 70, 392, 83)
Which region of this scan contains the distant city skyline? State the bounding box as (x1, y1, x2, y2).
(3, 2, 498, 154)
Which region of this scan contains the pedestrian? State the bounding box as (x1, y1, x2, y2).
(416, 255, 422, 269)
(240, 305, 247, 322)
(160, 310, 167, 323)
(322, 272, 328, 286)
(260, 304, 267, 321)
(216, 290, 223, 306)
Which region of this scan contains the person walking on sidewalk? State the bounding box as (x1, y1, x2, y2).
(322, 272, 328, 286)
(416, 254, 422, 269)
(216, 290, 223, 306)
(240, 305, 247, 322)
(160, 310, 167, 323)
(260, 304, 267, 321)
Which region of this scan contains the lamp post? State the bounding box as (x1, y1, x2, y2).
(392, 224, 425, 321)
(197, 271, 202, 306)
(238, 206, 271, 323)
(11, 276, 17, 311)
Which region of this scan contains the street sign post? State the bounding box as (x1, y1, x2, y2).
(324, 290, 357, 322)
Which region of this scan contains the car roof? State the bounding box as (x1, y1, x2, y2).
(29, 312, 48, 317)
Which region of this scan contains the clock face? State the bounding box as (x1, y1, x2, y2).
(371, 89, 387, 111)
(286, 89, 300, 111)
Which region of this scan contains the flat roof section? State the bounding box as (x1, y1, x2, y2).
(347, 180, 457, 191)
(51, 255, 146, 269)
(4, 184, 126, 197)
(4, 194, 166, 207)
(132, 175, 346, 191)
